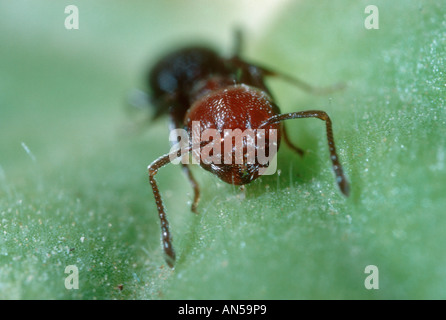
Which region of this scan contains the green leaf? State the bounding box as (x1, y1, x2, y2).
(0, 0, 445, 299)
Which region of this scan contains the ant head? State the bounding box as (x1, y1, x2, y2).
(185, 84, 282, 184)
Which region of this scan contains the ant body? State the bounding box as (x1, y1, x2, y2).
(146, 33, 349, 268)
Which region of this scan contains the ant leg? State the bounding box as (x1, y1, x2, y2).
(126, 88, 149, 111)
(233, 28, 243, 57)
(282, 123, 305, 157)
(168, 113, 201, 213)
(148, 151, 180, 268)
(261, 110, 350, 196)
(148, 146, 194, 268)
(181, 164, 200, 213)
(148, 141, 210, 268)
(259, 66, 346, 95)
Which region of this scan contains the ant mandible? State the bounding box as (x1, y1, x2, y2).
(146, 32, 350, 268)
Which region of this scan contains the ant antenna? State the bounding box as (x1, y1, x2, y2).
(260, 110, 350, 196)
(233, 28, 243, 57)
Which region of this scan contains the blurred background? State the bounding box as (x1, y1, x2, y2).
(0, 0, 445, 299)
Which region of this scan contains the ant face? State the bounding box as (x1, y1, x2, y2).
(185, 84, 282, 184)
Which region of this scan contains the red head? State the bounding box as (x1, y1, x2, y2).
(185, 84, 282, 185)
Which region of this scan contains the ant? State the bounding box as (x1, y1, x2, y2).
(146, 32, 350, 268)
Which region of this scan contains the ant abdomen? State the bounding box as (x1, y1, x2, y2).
(148, 47, 230, 121)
